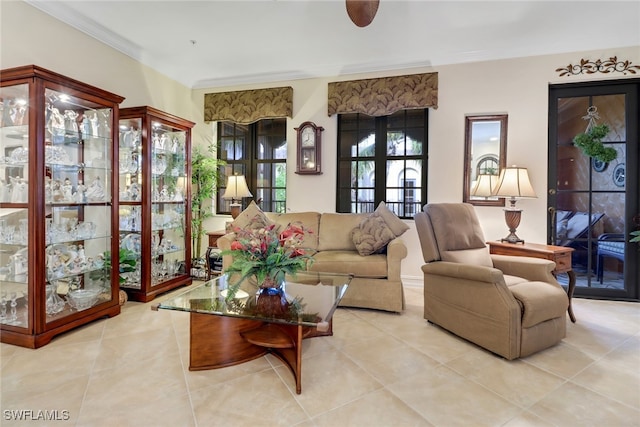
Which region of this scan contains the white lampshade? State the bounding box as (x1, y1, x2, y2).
(470, 174, 499, 198)
(222, 175, 253, 201)
(492, 166, 537, 200)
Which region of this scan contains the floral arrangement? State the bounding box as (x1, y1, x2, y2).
(222, 221, 313, 299)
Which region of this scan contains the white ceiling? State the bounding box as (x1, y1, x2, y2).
(25, 0, 640, 89)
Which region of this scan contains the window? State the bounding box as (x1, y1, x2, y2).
(476, 155, 499, 176)
(337, 109, 428, 219)
(217, 118, 287, 213)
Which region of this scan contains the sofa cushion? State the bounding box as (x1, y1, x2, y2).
(351, 214, 396, 256)
(318, 213, 368, 251)
(375, 201, 410, 237)
(309, 251, 387, 278)
(232, 201, 272, 230)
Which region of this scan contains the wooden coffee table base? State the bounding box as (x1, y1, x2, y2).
(189, 312, 331, 394)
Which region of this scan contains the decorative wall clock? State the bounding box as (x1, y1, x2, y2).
(295, 121, 323, 175)
(613, 163, 625, 187)
(592, 158, 608, 172)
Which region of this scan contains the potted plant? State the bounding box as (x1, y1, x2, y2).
(99, 248, 138, 305)
(191, 144, 224, 274)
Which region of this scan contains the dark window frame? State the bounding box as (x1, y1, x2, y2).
(216, 118, 287, 214)
(336, 109, 429, 219)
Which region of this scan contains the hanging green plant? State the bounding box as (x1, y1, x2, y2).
(630, 230, 640, 243)
(572, 123, 617, 163)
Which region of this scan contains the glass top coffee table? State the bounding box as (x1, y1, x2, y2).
(154, 271, 351, 394)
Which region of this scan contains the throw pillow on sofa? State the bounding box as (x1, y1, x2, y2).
(351, 202, 409, 256)
(352, 214, 396, 256)
(374, 201, 410, 237)
(231, 201, 273, 231)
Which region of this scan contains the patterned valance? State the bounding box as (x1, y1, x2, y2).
(204, 87, 293, 124)
(328, 72, 438, 116)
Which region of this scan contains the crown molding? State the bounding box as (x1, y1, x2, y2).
(25, 0, 143, 62)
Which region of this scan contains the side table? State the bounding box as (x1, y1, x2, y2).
(488, 241, 576, 323)
(205, 230, 226, 280)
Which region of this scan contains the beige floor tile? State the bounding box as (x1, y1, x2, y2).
(311, 388, 434, 427)
(529, 382, 640, 426)
(101, 302, 175, 339)
(407, 323, 482, 363)
(190, 370, 309, 427)
(1, 373, 88, 427)
(80, 353, 189, 419)
(77, 392, 196, 427)
(2, 339, 101, 382)
(571, 336, 640, 409)
(454, 356, 566, 407)
(276, 350, 383, 417)
(388, 365, 522, 426)
(501, 410, 556, 427)
(328, 315, 389, 349)
(521, 341, 598, 379)
(563, 319, 636, 359)
(92, 327, 180, 372)
(340, 334, 440, 385)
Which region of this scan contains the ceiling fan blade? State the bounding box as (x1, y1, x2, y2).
(346, 0, 380, 28)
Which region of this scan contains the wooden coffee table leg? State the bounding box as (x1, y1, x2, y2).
(189, 312, 266, 370)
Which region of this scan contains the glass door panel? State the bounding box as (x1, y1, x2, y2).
(549, 81, 639, 300)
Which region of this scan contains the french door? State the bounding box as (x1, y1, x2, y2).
(548, 79, 639, 301)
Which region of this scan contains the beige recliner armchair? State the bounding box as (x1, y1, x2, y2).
(415, 203, 568, 360)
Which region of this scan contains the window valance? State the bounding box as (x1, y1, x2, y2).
(327, 72, 438, 117)
(204, 86, 293, 124)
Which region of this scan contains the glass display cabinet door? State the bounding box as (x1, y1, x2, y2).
(118, 117, 143, 289)
(44, 87, 114, 323)
(0, 83, 30, 330)
(150, 124, 188, 287)
(119, 106, 193, 302)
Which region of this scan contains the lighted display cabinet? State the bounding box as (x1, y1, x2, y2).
(118, 107, 194, 302)
(0, 65, 124, 348)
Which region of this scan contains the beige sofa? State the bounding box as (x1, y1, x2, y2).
(217, 209, 408, 313)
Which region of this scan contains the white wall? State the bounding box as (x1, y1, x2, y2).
(5, 1, 639, 283)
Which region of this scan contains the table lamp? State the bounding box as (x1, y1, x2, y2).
(222, 174, 252, 219)
(470, 174, 500, 198)
(492, 166, 537, 243)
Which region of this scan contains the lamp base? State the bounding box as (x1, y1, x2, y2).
(230, 204, 242, 219)
(502, 209, 524, 244)
(501, 233, 524, 244)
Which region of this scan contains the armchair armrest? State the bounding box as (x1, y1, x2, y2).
(491, 254, 558, 284)
(422, 261, 520, 323)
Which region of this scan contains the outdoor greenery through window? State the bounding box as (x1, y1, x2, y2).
(337, 109, 428, 219)
(217, 119, 287, 213)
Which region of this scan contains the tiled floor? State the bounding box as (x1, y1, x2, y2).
(1, 284, 639, 427)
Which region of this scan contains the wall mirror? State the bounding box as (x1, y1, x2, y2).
(463, 114, 508, 206)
